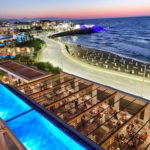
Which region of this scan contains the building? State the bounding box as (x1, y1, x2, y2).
(0, 27, 18, 42)
(39, 20, 57, 30)
(14, 23, 32, 30)
(0, 60, 50, 86)
(17, 71, 150, 150)
(0, 47, 34, 56)
(0, 27, 15, 35)
(0, 60, 150, 150)
(0, 26, 24, 47)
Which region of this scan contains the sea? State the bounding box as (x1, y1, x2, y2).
(61, 16, 150, 63)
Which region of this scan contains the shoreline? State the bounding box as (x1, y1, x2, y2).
(52, 38, 150, 83)
(37, 35, 150, 99)
(61, 40, 150, 64)
(54, 38, 150, 79)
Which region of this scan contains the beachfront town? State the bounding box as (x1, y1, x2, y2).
(0, 19, 150, 150)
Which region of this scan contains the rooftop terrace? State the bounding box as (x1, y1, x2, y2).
(0, 60, 49, 82)
(17, 72, 150, 150)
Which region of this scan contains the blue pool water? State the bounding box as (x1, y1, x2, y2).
(0, 43, 4, 47)
(17, 32, 26, 43)
(0, 84, 31, 121)
(0, 83, 87, 150)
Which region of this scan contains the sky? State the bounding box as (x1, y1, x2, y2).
(0, 0, 150, 19)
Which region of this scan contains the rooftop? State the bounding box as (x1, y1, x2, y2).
(0, 60, 50, 82)
(17, 72, 150, 150)
(0, 60, 149, 150)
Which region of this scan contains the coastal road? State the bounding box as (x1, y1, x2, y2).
(37, 35, 150, 100)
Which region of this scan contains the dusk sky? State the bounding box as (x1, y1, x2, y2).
(0, 0, 150, 19)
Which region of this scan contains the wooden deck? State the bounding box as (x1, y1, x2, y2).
(0, 60, 49, 81)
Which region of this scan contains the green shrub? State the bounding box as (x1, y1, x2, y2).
(16, 38, 45, 57)
(0, 70, 6, 79)
(35, 62, 62, 74)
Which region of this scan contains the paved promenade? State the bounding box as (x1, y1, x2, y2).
(37, 35, 150, 100)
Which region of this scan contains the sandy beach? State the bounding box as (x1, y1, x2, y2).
(37, 34, 150, 100)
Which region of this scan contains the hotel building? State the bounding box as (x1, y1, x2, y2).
(0, 47, 34, 57)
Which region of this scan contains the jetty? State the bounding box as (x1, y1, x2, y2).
(49, 28, 100, 38)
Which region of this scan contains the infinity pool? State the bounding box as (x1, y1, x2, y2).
(0, 83, 87, 150)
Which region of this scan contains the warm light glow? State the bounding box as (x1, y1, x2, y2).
(0, 0, 150, 19)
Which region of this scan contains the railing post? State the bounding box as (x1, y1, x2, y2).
(0, 130, 8, 150)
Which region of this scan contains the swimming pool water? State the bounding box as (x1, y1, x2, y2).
(8, 111, 86, 150)
(17, 32, 26, 43)
(0, 84, 31, 121)
(0, 83, 87, 150)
